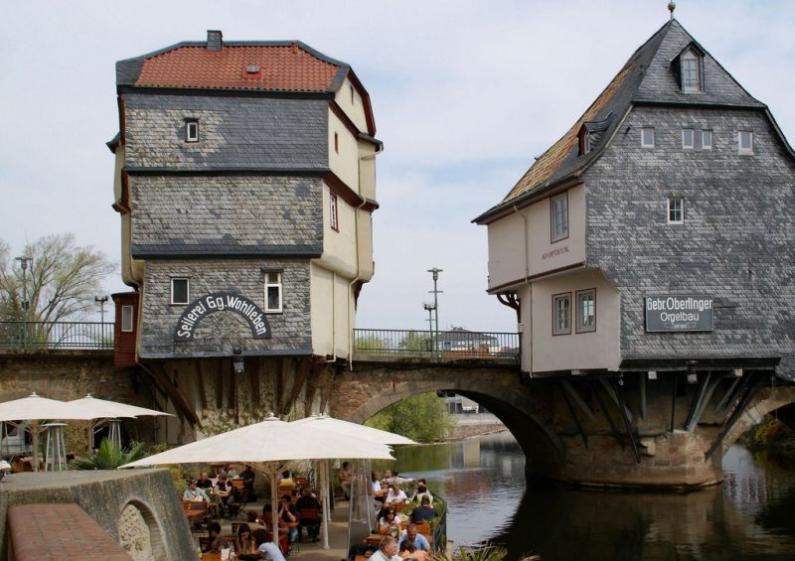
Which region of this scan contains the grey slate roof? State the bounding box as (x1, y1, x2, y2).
(473, 19, 792, 224)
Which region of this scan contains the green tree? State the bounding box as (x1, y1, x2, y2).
(355, 335, 386, 352)
(365, 392, 452, 442)
(0, 234, 115, 322)
(400, 330, 432, 352)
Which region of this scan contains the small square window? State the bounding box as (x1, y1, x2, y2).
(121, 305, 134, 333)
(171, 278, 189, 305)
(738, 131, 753, 154)
(701, 130, 713, 149)
(350, 85, 355, 104)
(668, 197, 684, 224)
(329, 192, 339, 231)
(682, 129, 694, 149)
(550, 192, 569, 243)
(265, 272, 283, 313)
(576, 289, 596, 333)
(552, 293, 572, 336)
(641, 128, 655, 148)
(185, 119, 199, 142)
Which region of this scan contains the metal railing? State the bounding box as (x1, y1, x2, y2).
(353, 328, 520, 362)
(0, 321, 114, 350)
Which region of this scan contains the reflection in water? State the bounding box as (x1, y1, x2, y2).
(391, 433, 795, 561)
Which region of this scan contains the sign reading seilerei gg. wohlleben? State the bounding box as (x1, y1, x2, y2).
(174, 292, 271, 340)
(645, 294, 713, 333)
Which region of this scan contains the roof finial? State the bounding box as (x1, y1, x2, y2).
(668, 1, 676, 20)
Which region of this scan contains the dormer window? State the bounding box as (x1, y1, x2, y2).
(675, 46, 704, 93)
(579, 130, 591, 156)
(185, 119, 199, 142)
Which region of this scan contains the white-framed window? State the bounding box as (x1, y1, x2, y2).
(264, 272, 283, 313)
(702, 130, 713, 149)
(550, 192, 569, 243)
(121, 305, 134, 333)
(329, 192, 339, 231)
(552, 293, 572, 336)
(680, 49, 703, 93)
(185, 119, 199, 142)
(641, 127, 655, 148)
(170, 278, 190, 305)
(668, 197, 684, 224)
(575, 289, 596, 333)
(682, 129, 695, 149)
(738, 131, 753, 155)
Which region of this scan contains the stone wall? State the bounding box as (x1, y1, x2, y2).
(0, 470, 194, 561)
(585, 106, 795, 380)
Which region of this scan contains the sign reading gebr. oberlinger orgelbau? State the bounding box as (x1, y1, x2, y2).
(645, 294, 713, 333)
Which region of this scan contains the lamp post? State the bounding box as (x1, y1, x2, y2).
(427, 268, 443, 355)
(423, 302, 435, 353)
(94, 295, 109, 324)
(14, 256, 32, 316)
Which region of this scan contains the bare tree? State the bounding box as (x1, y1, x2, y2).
(0, 234, 116, 323)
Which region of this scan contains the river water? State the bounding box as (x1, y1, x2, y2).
(392, 432, 795, 561)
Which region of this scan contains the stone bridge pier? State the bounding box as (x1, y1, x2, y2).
(331, 363, 795, 490)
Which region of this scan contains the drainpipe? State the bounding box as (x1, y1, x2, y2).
(328, 272, 337, 363)
(512, 204, 532, 376)
(348, 197, 368, 370)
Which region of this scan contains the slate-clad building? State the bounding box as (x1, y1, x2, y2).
(109, 30, 381, 366)
(475, 19, 794, 382)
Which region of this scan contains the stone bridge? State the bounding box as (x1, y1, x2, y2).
(1, 350, 794, 489)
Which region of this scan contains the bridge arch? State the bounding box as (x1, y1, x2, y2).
(722, 385, 795, 454)
(331, 364, 566, 473)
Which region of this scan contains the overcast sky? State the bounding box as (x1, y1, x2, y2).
(1, 1, 793, 331)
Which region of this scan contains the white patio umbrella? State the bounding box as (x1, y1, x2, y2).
(68, 394, 173, 449)
(0, 392, 96, 471)
(121, 414, 394, 548)
(291, 415, 416, 545)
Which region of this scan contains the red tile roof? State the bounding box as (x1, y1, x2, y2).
(136, 43, 341, 92)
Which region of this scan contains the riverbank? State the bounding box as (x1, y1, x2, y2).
(442, 413, 507, 442)
(740, 416, 795, 451)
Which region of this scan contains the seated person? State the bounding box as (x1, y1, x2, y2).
(339, 461, 352, 499)
(385, 483, 408, 506)
(235, 523, 263, 559)
(410, 497, 438, 523)
(399, 542, 429, 561)
(279, 494, 299, 543)
(382, 469, 413, 487)
(257, 505, 289, 553)
(183, 479, 209, 502)
(203, 521, 228, 553)
(221, 464, 239, 479)
(398, 524, 430, 553)
(378, 508, 403, 535)
(370, 536, 402, 561)
(257, 541, 287, 561)
(295, 487, 322, 542)
(241, 464, 256, 499)
(409, 479, 433, 505)
(213, 474, 232, 504)
(196, 471, 213, 489)
(372, 471, 384, 496)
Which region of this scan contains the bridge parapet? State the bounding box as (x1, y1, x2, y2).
(0, 321, 113, 351)
(353, 328, 519, 364)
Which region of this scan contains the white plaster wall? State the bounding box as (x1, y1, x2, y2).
(523, 268, 621, 373)
(310, 263, 353, 359)
(333, 76, 369, 133)
(328, 109, 360, 194)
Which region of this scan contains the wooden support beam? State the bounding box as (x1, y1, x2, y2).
(303, 363, 324, 416)
(593, 381, 624, 448)
(613, 379, 641, 464)
(283, 358, 311, 416)
(230, 361, 239, 424)
(140, 362, 201, 428)
(215, 359, 224, 409)
(713, 376, 743, 416)
(670, 373, 678, 432)
(226, 359, 236, 411)
(705, 373, 764, 460)
(195, 361, 208, 411)
(249, 359, 261, 410)
(683, 373, 711, 431)
(561, 380, 596, 422)
(599, 377, 632, 422)
(686, 375, 721, 432)
(560, 383, 588, 448)
(639, 373, 647, 420)
(275, 359, 286, 414)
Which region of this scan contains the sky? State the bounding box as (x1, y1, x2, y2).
(1, 1, 793, 332)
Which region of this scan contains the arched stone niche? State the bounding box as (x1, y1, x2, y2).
(117, 501, 167, 561)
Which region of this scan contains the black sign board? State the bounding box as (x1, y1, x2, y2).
(174, 293, 271, 341)
(645, 294, 713, 333)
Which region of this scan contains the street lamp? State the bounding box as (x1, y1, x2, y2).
(423, 302, 436, 353)
(14, 256, 32, 315)
(427, 268, 443, 353)
(94, 295, 109, 324)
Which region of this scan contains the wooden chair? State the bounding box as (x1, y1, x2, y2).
(298, 507, 320, 541)
(183, 501, 208, 525)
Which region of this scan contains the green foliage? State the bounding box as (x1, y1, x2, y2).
(70, 438, 148, 470)
(741, 416, 795, 451)
(400, 331, 432, 352)
(355, 335, 386, 352)
(365, 392, 452, 443)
